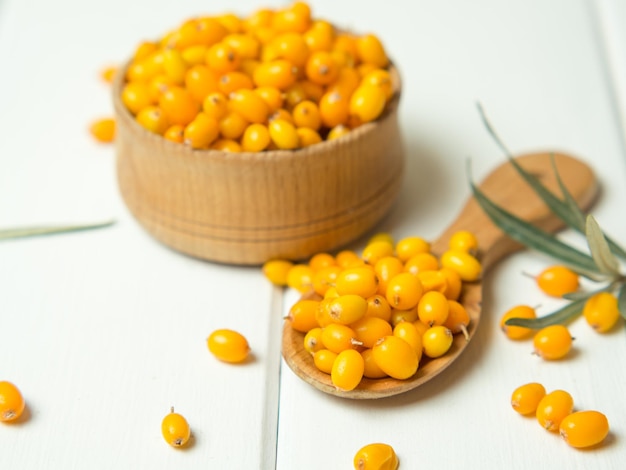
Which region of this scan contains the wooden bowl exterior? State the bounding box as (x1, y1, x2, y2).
(113, 67, 404, 265)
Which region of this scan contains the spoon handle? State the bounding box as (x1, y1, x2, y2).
(430, 152, 598, 272)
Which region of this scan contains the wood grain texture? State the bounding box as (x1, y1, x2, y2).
(113, 66, 404, 265)
(282, 152, 598, 399)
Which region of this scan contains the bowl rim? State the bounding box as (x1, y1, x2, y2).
(112, 59, 402, 163)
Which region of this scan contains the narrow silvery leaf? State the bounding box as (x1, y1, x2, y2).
(470, 177, 601, 274)
(505, 298, 586, 329)
(0, 220, 115, 241)
(618, 284, 626, 320)
(562, 284, 613, 301)
(585, 215, 622, 276)
(550, 153, 587, 229)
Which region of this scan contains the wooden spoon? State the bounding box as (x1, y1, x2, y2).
(282, 152, 598, 399)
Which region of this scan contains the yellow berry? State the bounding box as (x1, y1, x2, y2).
(404, 252, 439, 275)
(511, 382, 546, 415)
(331, 349, 364, 391)
(417, 291, 449, 326)
(583, 292, 620, 333)
(122, 82, 153, 115)
(336, 266, 378, 298)
(385, 272, 423, 310)
(533, 325, 572, 360)
(229, 89, 270, 124)
(361, 349, 388, 379)
(389, 307, 419, 326)
(374, 256, 404, 296)
(321, 323, 360, 353)
(262, 259, 294, 285)
(207, 329, 250, 363)
(313, 349, 338, 374)
(211, 139, 242, 152)
(372, 335, 419, 380)
(309, 252, 336, 270)
(353, 442, 399, 470)
(288, 299, 320, 333)
(349, 85, 386, 123)
(183, 113, 218, 149)
(268, 118, 299, 149)
(0, 381, 25, 422)
(362, 241, 395, 266)
(242, 123, 271, 152)
(500, 305, 537, 340)
(161, 407, 191, 448)
(286, 264, 314, 293)
(449, 230, 478, 253)
(328, 295, 368, 325)
(365, 295, 392, 322)
(136, 106, 169, 135)
(536, 390, 574, 432)
(536, 266, 579, 297)
(159, 86, 198, 126)
(356, 33, 389, 68)
(439, 267, 462, 300)
(560, 411, 610, 448)
(351, 316, 393, 348)
(360, 69, 393, 100)
(296, 127, 322, 147)
(395, 236, 430, 262)
(303, 327, 324, 355)
(312, 265, 342, 296)
(422, 326, 453, 358)
(393, 321, 423, 361)
(443, 300, 470, 339)
(89, 118, 116, 143)
(440, 250, 482, 282)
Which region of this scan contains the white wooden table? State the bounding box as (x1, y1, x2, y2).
(1, 0, 625, 468)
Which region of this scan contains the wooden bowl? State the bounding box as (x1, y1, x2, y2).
(112, 65, 404, 265)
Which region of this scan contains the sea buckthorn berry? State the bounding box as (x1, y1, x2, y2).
(362, 241, 395, 266)
(356, 34, 389, 68)
(207, 329, 250, 363)
(185, 65, 219, 102)
(418, 291, 450, 326)
(315, 299, 335, 328)
(305, 51, 339, 85)
(353, 442, 399, 470)
(161, 407, 191, 448)
(413, 320, 429, 337)
(268, 118, 299, 149)
(500, 305, 537, 340)
(349, 85, 386, 123)
(372, 336, 419, 380)
(536, 390, 574, 432)
(296, 127, 322, 147)
(422, 326, 453, 358)
(511, 382, 546, 415)
(162, 48, 188, 84)
(288, 299, 321, 333)
(416, 270, 447, 294)
(333, 34, 358, 63)
(182, 45, 210, 65)
(440, 267, 462, 300)
(336, 266, 378, 298)
(449, 230, 479, 254)
(374, 256, 404, 296)
(321, 323, 361, 353)
(263, 259, 294, 285)
(386, 272, 424, 310)
(122, 82, 154, 115)
(218, 111, 248, 139)
(319, 90, 350, 128)
(390, 307, 419, 326)
(211, 139, 242, 152)
(336, 250, 363, 269)
(223, 33, 260, 59)
(253, 59, 298, 90)
(286, 264, 314, 293)
(217, 14, 242, 34)
(533, 324, 573, 360)
(272, 3, 311, 34)
(443, 300, 470, 339)
(202, 92, 229, 120)
(284, 84, 308, 111)
(206, 42, 240, 73)
(560, 411, 610, 448)
(164, 124, 184, 143)
(331, 349, 364, 391)
(440, 250, 482, 282)
(324, 287, 340, 300)
(229, 89, 270, 123)
(133, 41, 158, 62)
(136, 106, 169, 135)
(365, 295, 392, 322)
(0, 381, 25, 422)
(184, 113, 219, 149)
(360, 69, 393, 100)
(269, 108, 294, 124)
(312, 266, 342, 296)
(369, 232, 395, 246)
(242, 123, 271, 152)
(254, 86, 284, 112)
(292, 100, 322, 130)
(272, 32, 310, 66)
(218, 71, 254, 95)
(393, 321, 423, 361)
(314, 349, 337, 374)
(404, 253, 439, 275)
(328, 295, 368, 325)
(395, 236, 430, 262)
(159, 86, 199, 126)
(126, 56, 162, 83)
(304, 327, 324, 355)
(303, 20, 334, 52)
(89, 118, 116, 143)
(361, 349, 388, 379)
(177, 17, 228, 49)
(351, 316, 393, 348)
(536, 265, 579, 297)
(583, 292, 620, 333)
(308, 252, 335, 271)
(327, 125, 350, 140)
(243, 8, 273, 32)
(148, 74, 177, 102)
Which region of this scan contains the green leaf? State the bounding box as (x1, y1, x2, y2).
(618, 284, 626, 321)
(504, 298, 586, 329)
(549, 153, 587, 230)
(585, 215, 622, 277)
(0, 220, 115, 241)
(469, 176, 601, 274)
(562, 283, 613, 301)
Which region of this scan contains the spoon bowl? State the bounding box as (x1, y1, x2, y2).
(282, 152, 598, 399)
